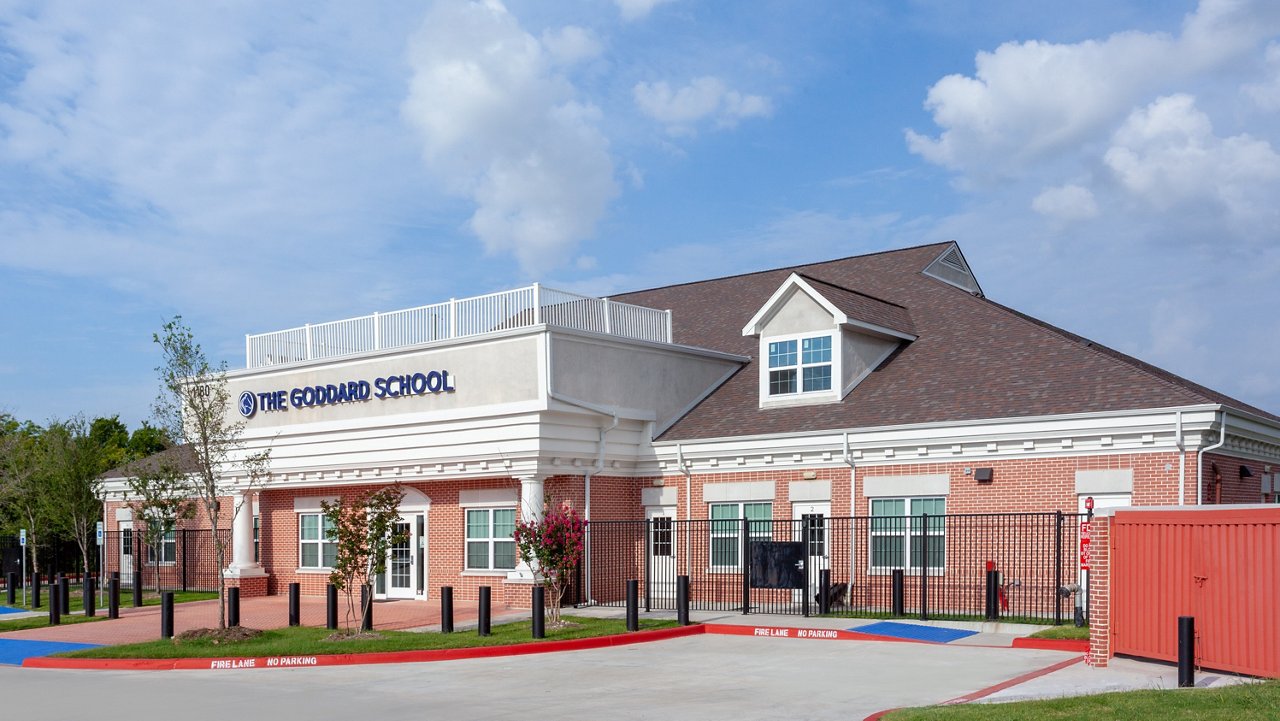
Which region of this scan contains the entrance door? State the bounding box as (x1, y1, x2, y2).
(119, 521, 134, 582)
(385, 516, 419, 600)
(793, 502, 830, 605)
(645, 506, 676, 599)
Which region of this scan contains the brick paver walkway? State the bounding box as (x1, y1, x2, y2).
(0, 594, 515, 646)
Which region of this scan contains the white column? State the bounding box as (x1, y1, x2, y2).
(225, 491, 265, 578)
(509, 476, 545, 581)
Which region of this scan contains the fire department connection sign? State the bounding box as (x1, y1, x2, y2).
(1079, 520, 1092, 570)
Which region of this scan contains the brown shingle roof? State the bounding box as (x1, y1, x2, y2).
(99, 444, 197, 480)
(614, 242, 1278, 441)
(795, 274, 916, 337)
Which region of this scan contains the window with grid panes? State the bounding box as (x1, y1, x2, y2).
(299, 513, 337, 568)
(466, 507, 516, 571)
(767, 334, 833, 397)
(709, 502, 772, 568)
(869, 497, 945, 571)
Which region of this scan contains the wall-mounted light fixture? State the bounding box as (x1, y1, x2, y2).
(974, 467, 993, 483)
(1239, 465, 1253, 479)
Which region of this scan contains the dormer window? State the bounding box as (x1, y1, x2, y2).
(768, 334, 833, 396)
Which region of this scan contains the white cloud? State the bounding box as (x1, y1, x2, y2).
(1104, 94, 1280, 231)
(541, 25, 603, 66)
(1244, 42, 1280, 109)
(906, 0, 1280, 175)
(615, 0, 677, 22)
(402, 0, 617, 275)
(633, 76, 772, 135)
(1031, 184, 1098, 222)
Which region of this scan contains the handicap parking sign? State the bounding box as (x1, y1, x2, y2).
(19, 529, 25, 547)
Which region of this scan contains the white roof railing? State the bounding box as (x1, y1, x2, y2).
(245, 283, 673, 369)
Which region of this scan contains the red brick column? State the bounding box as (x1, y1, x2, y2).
(225, 575, 269, 598)
(1087, 514, 1111, 667)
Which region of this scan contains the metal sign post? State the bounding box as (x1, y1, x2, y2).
(20, 528, 27, 608)
(96, 521, 105, 608)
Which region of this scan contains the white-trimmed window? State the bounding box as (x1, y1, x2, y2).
(466, 507, 516, 571)
(869, 497, 945, 572)
(146, 526, 176, 565)
(766, 334, 833, 397)
(299, 513, 337, 569)
(709, 502, 773, 568)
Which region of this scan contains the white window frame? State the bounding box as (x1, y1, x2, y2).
(465, 506, 517, 572)
(868, 497, 946, 575)
(708, 501, 773, 571)
(146, 526, 177, 566)
(298, 513, 337, 570)
(759, 331, 839, 404)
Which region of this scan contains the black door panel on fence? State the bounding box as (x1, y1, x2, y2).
(103, 530, 230, 593)
(584, 513, 1082, 624)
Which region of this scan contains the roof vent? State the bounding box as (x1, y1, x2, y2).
(939, 247, 966, 271)
(922, 244, 983, 296)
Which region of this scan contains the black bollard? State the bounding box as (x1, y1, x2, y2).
(532, 586, 545, 639)
(440, 586, 454, 634)
(31, 573, 41, 609)
(1178, 616, 1196, 688)
(59, 575, 70, 614)
(49, 586, 61, 625)
(83, 577, 95, 617)
(477, 586, 491, 637)
(5, 572, 15, 606)
(108, 578, 120, 619)
(891, 569, 905, 616)
(132, 570, 143, 608)
(227, 587, 240, 627)
(819, 569, 831, 615)
(626, 579, 639, 632)
(360, 584, 373, 632)
(160, 591, 174, 639)
(326, 584, 338, 630)
(985, 569, 1000, 621)
(288, 583, 300, 627)
(676, 575, 690, 626)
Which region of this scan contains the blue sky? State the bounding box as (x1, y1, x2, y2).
(2, 0, 1279, 428)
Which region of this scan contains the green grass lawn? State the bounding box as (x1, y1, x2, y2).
(0, 590, 219, 633)
(883, 681, 1280, 720)
(58, 616, 680, 659)
(1028, 625, 1089, 640)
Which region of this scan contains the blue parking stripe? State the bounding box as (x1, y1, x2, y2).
(0, 606, 27, 615)
(0, 639, 101, 666)
(853, 621, 977, 644)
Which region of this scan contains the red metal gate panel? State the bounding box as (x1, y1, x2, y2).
(1111, 508, 1280, 678)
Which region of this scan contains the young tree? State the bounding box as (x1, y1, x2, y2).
(513, 503, 588, 627)
(40, 417, 105, 578)
(321, 485, 407, 634)
(123, 460, 195, 592)
(152, 316, 271, 628)
(0, 417, 48, 582)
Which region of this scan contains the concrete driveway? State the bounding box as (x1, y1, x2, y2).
(0, 633, 1077, 720)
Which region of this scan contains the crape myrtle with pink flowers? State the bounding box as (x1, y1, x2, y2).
(513, 502, 587, 627)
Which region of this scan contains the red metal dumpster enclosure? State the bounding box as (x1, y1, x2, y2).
(1110, 507, 1280, 678)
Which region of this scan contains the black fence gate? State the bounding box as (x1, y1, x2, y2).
(103, 529, 230, 593)
(584, 512, 1083, 624)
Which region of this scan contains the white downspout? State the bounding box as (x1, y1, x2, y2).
(1175, 411, 1185, 506)
(584, 412, 619, 605)
(1196, 410, 1227, 506)
(678, 443, 691, 571)
(842, 431, 856, 585)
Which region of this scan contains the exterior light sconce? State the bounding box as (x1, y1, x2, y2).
(974, 467, 993, 483)
(1239, 465, 1253, 479)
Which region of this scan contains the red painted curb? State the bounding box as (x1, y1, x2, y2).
(860, 655, 1085, 720)
(1011, 637, 1089, 652)
(21, 624, 706, 671)
(703, 623, 932, 645)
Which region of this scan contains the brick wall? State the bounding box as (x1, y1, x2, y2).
(1087, 514, 1112, 666)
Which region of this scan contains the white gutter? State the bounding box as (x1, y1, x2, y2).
(842, 431, 857, 587)
(583, 411, 620, 605)
(1196, 410, 1228, 505)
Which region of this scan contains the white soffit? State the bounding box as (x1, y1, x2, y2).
(862, 474, 950, 497)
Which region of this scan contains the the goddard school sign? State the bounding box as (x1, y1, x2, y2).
(238, 371, 455, 418)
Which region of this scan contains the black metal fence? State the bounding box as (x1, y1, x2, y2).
(583, 512, 1084, 623)
(102, 529, 230, 593)
(1, 534, 95, 588)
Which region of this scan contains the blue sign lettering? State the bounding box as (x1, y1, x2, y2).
(243, 370, 455, 416)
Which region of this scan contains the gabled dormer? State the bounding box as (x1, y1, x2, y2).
(742, 274, 916, 408)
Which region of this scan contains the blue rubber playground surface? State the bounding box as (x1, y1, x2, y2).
(854, 621, 978, 644)
(0, 639, 101, 666)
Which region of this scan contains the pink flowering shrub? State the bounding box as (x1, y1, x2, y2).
(513, 506, 588, 626)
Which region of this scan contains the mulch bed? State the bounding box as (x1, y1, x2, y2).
(175, 627, 264, 644)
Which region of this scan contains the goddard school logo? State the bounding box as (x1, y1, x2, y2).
(238, 391, 257, 418)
